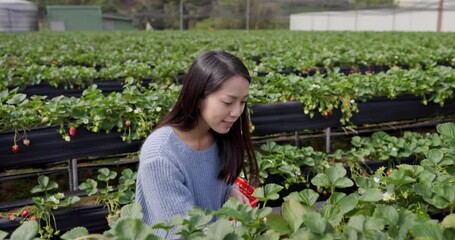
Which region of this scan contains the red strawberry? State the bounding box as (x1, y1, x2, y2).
(124, 120, 131, 127)
(29, 216, 38, 221)
(21, 209, 30, 218)
(323, 111, 332, 119)
(23, 139, 30, 146)
(386, 171, 391, 176)
(12, 145, 19, 154)
(69, 127, 77, 136)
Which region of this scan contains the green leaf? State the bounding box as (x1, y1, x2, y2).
(31, 175, 58, 193)
(326, 164, 347, 182)
(376, 205, 399, 224)
(10, 220, 38, 240)
(283, 189, 319, 207)
(359, 189, 383, 202)
(97, 168, 117, 182)
(328, 193, 358, 214)
(437, 122, 455, 140)
(347, 215, 385, 232)
(422, 149, 445, 167)
(257, 207, 273, 219)
(38, 175, 49, 188)
(266, 213, 291, 235)
(118, 190, 135, 205)
(204, 218, 238, 240)
(444, 229, 455, 240)
(112, 218, 157, 239)
(282, 199, 306, 233)
(30, 186, 45, 194)
(334, 177, 354, 188)
(0, 231, 8, 240)
(311, 163, 352, 189)
(428, 184, 455, 209)
(186, 214, 213, 232)
(442, 214, 455, 229)
(6, 93, 26, 104)
(120, 202, 143, 220)
(252, 184, 283, 201)
(354, 176, 375, 190)
(302, 211, 328, 235)
(60, 227, 89, 239)
(78, 179, 98, 196)
(311, 173, 331, 188)
(319, 204, 344, 227)
(256, 230, 280, 240)
(59, 196, 80, 207)
(411, 222, 443, 240)
(152, 215, 184, 232)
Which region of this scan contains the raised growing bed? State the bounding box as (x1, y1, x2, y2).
(250, 94, 455, 136)
(262, 156, 418, 208)
(0, 204, 109, 238)
(0, 126, 142, 170)
(13, 79, 153, 98)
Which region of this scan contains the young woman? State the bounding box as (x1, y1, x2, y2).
(135, 50, 259, 237)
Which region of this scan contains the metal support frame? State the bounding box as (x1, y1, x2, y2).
(325, 127, 331, 154)
(294, 131, 299, 147)
(68, 159, 79, 191)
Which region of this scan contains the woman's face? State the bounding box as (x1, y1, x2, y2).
(199, 75, 249, 134)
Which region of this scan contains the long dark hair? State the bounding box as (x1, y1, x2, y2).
(157, 50, 259, 185)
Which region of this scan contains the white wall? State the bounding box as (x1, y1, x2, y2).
(290, 7, 455, 32)
(395, 0, 444, 8)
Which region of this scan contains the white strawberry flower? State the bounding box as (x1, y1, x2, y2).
(49, 196, 60, 204)
(382, 191, 395, 202)
(55, 193, 64, 199)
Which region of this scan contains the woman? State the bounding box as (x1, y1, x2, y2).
(135, 50, 259, 237)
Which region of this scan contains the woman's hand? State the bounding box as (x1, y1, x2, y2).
(228, 187, 250, 205)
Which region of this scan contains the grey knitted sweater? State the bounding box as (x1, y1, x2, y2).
(135, 126, 233, 237)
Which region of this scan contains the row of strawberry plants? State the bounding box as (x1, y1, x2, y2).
(0, 167, 136, 239)
(250, 65, 455, 125)
(0, 60, 186, 91)
(0, 67, 455, 140)
(1, 81, 178, 146)
(257, 129, 443, 189)
(2, 31, 454, 76)
(2, 123, 454, 239)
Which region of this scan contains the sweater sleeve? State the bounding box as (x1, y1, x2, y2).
(224, 183, 239, 202)
(137, 155, 195, 227)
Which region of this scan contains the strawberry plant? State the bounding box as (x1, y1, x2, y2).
(78, 168, 137, 219)
(257, 141, 328, 188)
(311, 163, 354, 195)
(28, 175, 80, 239)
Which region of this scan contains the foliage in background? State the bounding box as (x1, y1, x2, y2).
(30, 0, 395, 30)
